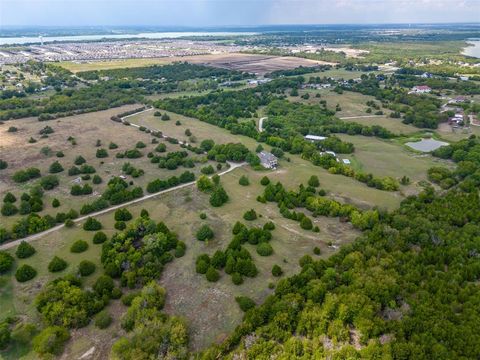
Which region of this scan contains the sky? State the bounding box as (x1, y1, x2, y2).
(1, 0, 479, 27)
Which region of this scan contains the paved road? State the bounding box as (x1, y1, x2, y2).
(0, 161, 245, 250)
(339, 115, 384, 120)
(258, 117, 267, 132)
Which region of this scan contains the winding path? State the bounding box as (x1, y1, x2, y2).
(0, 105, 246, 250)
(258, 116, 267, 132)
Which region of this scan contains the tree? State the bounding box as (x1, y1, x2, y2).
(78, 260, 96, 276)
(239, 175, 250, 186)
(308, 175, 320, 187)
(70, 240, 88, 253)
(196, 224, 214, 241)
(92, 174, 103, 184)
(243, 209, 258, 221)
(235, 296, 255, 312)
(49, 161, 64, 174)
(15, 264, 37, 282)
(0, 159, 7, 170)
(209, 186, 229, 207)
(206, 266, 220, 282)
(93, 231, 107, 244)
(161, 113, 170, 121)
(32, 326, 70, 357)
(257, 242, 273, 256)
(3, 192, 16, 203)
(83, 217, 102, 231)
(48, 256, 68, 272)
(94, 310, 112, 329)
(74, 155, 86, 165)
(15, 241, 36, 259)
(96, 148, 108, 158)
(200, 139, 215, 152)
(0, 251, 14, 273)
(40, 174, 59, 190)
(300, 216, 313, 230)
(52, 198, 60, 207)
(260, 176, 270, 186)
(1, 202, 18, 216)
(114, 208, 132, 222)
(272, 264, 283, 277)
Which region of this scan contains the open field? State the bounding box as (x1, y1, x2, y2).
(0, 106, 219, 228)
(57, 52, 332, 74)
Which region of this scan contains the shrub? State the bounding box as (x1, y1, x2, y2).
(109, 142, 118, 149)
(7, 126, 17, 132)
(83, 217, 102, 231)
(56, 151, 64, 157)
(114, 208, 132, 222)
(96, 148, 108, 158)
(257, 242, 273, 256)
(239, 175, 250, 186)
(48, 256, 68, 272)
(52, 198, 60, 208)
(74, 156, 86, 165)
(272, 264, 283, 277)
(3, 192, 16, 203)
(232, 272, 243, 285)
(205, 266, 220, 282)
(235, 296, 255, 312)
(0, 251, 14, 273)
(161, 113, 170, 121)
(0, 159, 7, 170)
(199, 212, 207, 220)
(49, 161, 64, 174)
(15, 264, 37, 282)
(155, 143, 167, 152)
(92, 174, 102, 184)
(111, 287, 122, 299)
(114, 221, 126, 230)
(65, 219, 75, 227)
(1, 202, 18, 216)
(32, 326, 70, 357)
(263, 221, 275, 231)
(93, 275, 115, 297)
(260, 176, 270, 186)
(308, 175, 320, 187)
(40, 174, 59, 190)
(93, 231, 107, 244)
(313, 246, 321, 255)
(28, 137, 37, 143)
(196, 224, 214, 241)
(12, 167, 41, 183)
(78, 260, 96, 276)
(243, 209, 257, 221)
(70, 240, 88, 253)
(300, 216, 313, 230)
(121, 291, 140, 306)
(68, 166, 80, 176)
(15, 241, 36, 259)
(201, 165, 215, 175)
(209, 186, 229, 207)
(94, 310, 112, 329)
(11, 322, 37, 345)
(196, 259, 209, 274)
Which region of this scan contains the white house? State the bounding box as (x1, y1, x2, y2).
(259, 151, 278, 169)
(410, 85, 432, 94)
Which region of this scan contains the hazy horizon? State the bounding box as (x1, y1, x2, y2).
(1, 0, 479, 28)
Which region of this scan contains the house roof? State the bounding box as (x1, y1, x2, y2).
(259, 151, 277, 162)
(305, 134, 327, 141)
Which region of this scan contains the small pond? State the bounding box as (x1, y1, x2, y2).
(405, 138, 449, 152)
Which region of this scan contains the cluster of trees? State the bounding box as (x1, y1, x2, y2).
(199, 182, 480, 359)
(12, 167, 41, 183)
(101, 216, 186, 288)
(146, 171, 195, 193)
(196, 221, 275, 285)
(396, 70, 480, 94)
(196, 174, 229, 207)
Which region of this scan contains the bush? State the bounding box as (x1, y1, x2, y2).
(94, 310, 112, 329)
(272, 264, 283, 277)
(83, 217, 102, 231)
(93, 231, 107, 244)
(257, 242, 273, 256)
(11, 322, 37, 345)
(92, 174, 102, 184)
(308, 175, 320, 187)
(121, 291, 140, 306)
(109, 142, 118, 149)
(32, 326, 70, 357)
(12, 167, 41, 183)
(300, 216, 313, 230)
(235, 296, 256, 312)
(70, 240, 88, 253)
(196, 224, 214, 241)
(161, 113, 170, 121)
(49, 161, 64, 174)
(3, 192, 16, 203)
(56, 151, 64, 157)
(231, 272, 243, 285)
(93, 275, 115, 296)
(96, 148, 108, 158)
(243, 209, 257, 221)
(52, 198, 60, 208)
(78, 260, 96, 276)
(196, 259, 209, 274)
(48, 256, 68, 272)
(114, 208, 132, 221)
(40, 174, 59, 190)
(239, 175, 250, 186)
(1, 202, 18, 216)
(260, 176, 270, 186)
(114, 221, 126, 230)
(15, 264, 37, 282)
(15, 241, 36, 259)
(209, 186, 229, 207)
(205, 266, 220, 282)
(263, 221, 275, 231)
(111, 287, 122, 299)
(199, 212, 207, 220)
(74, 155, 86, 165)
(65, 219, 75, 228)
(0, 251, 14, 273)
(201, 165, 215, 175)
(0, 159, 7, 170)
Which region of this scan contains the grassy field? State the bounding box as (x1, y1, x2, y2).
(0, 106, 219, 228)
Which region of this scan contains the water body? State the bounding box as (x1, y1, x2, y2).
(406, 138, 449, 152)
(0, 32, 256, 46)
(462, 40, 480, 58)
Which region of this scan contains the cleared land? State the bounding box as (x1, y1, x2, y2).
(58, 53, 332, 75)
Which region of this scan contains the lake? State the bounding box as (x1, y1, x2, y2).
(462, 40, 480, 58)
(0, 32, 256, 45)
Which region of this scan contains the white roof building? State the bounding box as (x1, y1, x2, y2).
(305, 134, 327, 142)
